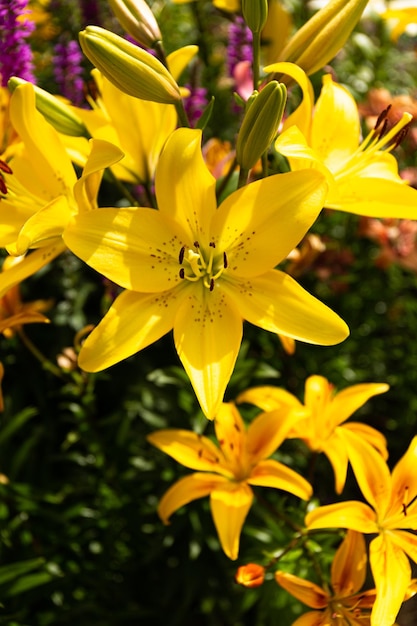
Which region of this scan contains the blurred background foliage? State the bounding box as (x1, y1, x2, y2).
(1, 0, 417, 624)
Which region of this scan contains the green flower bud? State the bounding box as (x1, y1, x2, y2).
(278, 0, 369, 76)
(79, 26, 181, 104)
(242, 0, 268, 33)
(8, 77, 90, 138)
(236, 80, 287, 170)
(108, 0, 162, 50)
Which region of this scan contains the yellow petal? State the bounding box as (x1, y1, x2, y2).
(304, 375, 334, 416)
(343, 422, 388, 460)
(327, 176, 417, 218)
(275, 571, 328, 609)
(147, 429, 231, 475)
(311, 74, 361, 171)
(157, 472, 225, 523)
(173, 284, 243, 420)
(214, 403, 247, 469)
(223, 269, 349, 346)
(264, 62, 314, 137)
(337, 427, 391, 514)
(389, 530, 417, 564)
(9, 83, 76, 199)
(63, 207, 188, 292)
(155, 128, 217, 246)
(78, 288, 182, 372)
(306, 501, 377, 534)
(0, 243, 66, 298)
(290, 612, 326, 626)
(328, 382, 389, 428)
(331, 530, 367, 596)
(246, 406, 305, 463)
(248, 459, 312, 500)
(212, 170, 328, 277)
(74, 138, 124, 212)
(389, 436, 417, 517)
(167, 45, 199, 81)
(369, 533, 411, 626)
(210, 481, 253, 560)
(12, 196, 72, 255)
(237, 385, 302, 413)
(320, 430, 349, 494)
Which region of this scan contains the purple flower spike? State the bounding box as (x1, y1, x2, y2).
(0, 0, 35, 86)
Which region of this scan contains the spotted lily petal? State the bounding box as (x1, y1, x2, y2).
(246, 407, 305, 463)
(389, 437, 417, 518)
(211, 170, 328, 277)
(222, 269, 349, 346)
(0, 244, 66, 298)
(78, 288, 183, 372)
(370, 534, 411, 626)
(157, 472, 226, 524)
(155, 128, 217, 246)
(173, 287, 243, 420)
(210, 481, 253, 560)
(147, 429, 230, 475)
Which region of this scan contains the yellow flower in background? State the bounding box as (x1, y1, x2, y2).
(270, 63, 417, 218)
(171, 0, 240, 12)
(276, 530, 378, 625)
(66, 46, 198, 186)
(63, 127, 349, 419)
(147, 402, 312, 560)
(238, 375, 389, 494)
(382, 6, 417, 40)
(0, 82, 123, 297)
(306, 436, 417, 626)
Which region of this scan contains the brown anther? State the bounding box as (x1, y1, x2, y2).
(179, 268, 185, 279)
(194, 241, 200, 248)
(374, 104, 391, 131)
(209, 241, 216, 248)
(0, 159, 12, 175)
(223, 251, 228, 268)
(209, 278, 215, 291)
(0, 176, 7, 195)
(376, 117, 389, 139)
(179, 245, 185, 264)
(391, 123, 411, 150)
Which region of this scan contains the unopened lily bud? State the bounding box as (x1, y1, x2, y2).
(8, 77, 90, 137)
(278, 0, 368, 76)
(79, 26, 181, 104)
(235, 564, 265, 588)
(109, 0, 162, 49)
(236, 80, 286, 170)
(242, 0, 268, 33)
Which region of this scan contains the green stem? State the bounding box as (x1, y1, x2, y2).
(252, 31, 261, 89)
(17, 328, 65, 379)
(238, 166, 249, 188)
(216, 156, 238, 201)
(175, 99, 191, 128)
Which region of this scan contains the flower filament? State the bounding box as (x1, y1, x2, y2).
(179, 241, 228, 291)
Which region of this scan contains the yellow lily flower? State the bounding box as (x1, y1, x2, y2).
(238, 375, 389, 494)
(147, 402, 312, 560)
(0, 82, 123, 296)
(382, 7, 417, 40)
(305, 436, 417, 626)
(63, 127, 349, 419)
(171, 0, 240, 12)
(66, 46, 198, 185)
(275, 530, 378, 625)
(269, 63, 417, 218)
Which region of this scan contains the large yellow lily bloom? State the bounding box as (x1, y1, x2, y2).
(238, 375, 389, 494)
(63, 127, 349, 419)
(148, 402, 312, 560)
(306, 436, 417, 626)
(269, 62, 417, 218)
(276, 530, 379, 625)
(0, 82, 123, 297)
